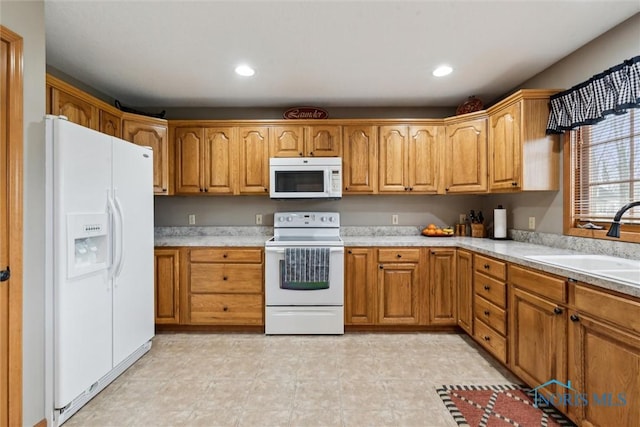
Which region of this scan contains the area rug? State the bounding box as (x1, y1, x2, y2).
(436, 384, 576, 427)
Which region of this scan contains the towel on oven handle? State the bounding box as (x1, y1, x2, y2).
(282, 247, 330, 290)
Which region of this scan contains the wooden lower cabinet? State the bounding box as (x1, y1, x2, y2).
(456, 249, 473, 334)
(154, 248, 180, 325)
(345, 248, 376, 324)
(184, 247, 264, 325)
(429, 248, 457, 325)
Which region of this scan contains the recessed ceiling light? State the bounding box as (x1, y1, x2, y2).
(235, 64, 255, 77)
(432, 65, 453, 77)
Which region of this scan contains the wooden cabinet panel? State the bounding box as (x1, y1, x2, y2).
(270, 126, 304, 157)
(510, 264, 566, 303)
(474, 295, 506, 335)
(345, 248, 376, 325)
(568, 310, 640, 426)
(378, 262, 420, 324)
(190, 264, 263, 293)
(343, 125, 377, 193)
(456, 249, 473, 334)
(378, 125, 407, 192)
(190, 248, 263, 263)
(307, 125, 342, 157)
(203, 127, 236, 194)
(444, 116, 487, 193)
(154, 248, 180, 324)
(509, 287, 566, 397)
(474, 272, 507, 308)
(474, 319, 507, 363)
(189, 294, 263, 325)
(378, 248, 421, 263)
(122, 118, 169, 194)
(572, 283, 640, 334)
(408, 125, 440, 193)
(489, 102, 521, 190)
(238, 127, 269, 194)
(475, 254, 507, 281)
(174, 127, 203, 194)
(429, 248, 457, 325)
(51, 87, 99, 130)
(100, 109, 121, 137)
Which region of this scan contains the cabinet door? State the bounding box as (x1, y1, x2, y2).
(203, 127, 236, 194)
(377, 262, 420, 324)
(456, 249, 473, 334)
(568, 311, 640, 426)
(408, 126, 440, 193)
(51, 87, 99, 130)
(270, 126, 304, 157)
(174, 127, 204, 194)
(444, 118, 487, 193)
(343, 125, 377, 193)
(307, 125, 342, 157)
(122, 119, 169, 194)
(345, 248, 376, 325)
(238, 127, 269, 194)
(509, 287, 567, 400)
(489, 102, 521, 191)
(378, 126, 408, 192)
(100, 109, 122, 138)
(154, 249, 180, 324)
(429, 248, 457, 325)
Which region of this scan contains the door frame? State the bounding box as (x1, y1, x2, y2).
(1, 25, 24, 426)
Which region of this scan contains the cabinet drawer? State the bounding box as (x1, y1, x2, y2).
(474, 272, 507, 308)
(573, 283, 640, 334)
(190, 248, 263, 263)
(189, 293, 263, 325)
(474, 295, 507, 335)
(475, 254, 506, 280)
(474, 319, 507, 364)
(190, 264, 263, 293)
(378, 248, 421, 263)
(509, 264, 566, 303)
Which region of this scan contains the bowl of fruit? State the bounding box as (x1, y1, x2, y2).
(422, 223, 454, 237)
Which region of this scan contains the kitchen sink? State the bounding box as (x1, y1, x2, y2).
(525, 254, 640, 286)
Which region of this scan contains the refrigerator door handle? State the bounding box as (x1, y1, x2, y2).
(107, 193, 118, 280)
(113, 191, 125, 279)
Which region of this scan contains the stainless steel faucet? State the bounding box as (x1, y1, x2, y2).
(606, 201, 640, 238)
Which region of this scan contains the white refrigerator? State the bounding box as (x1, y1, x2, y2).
(44, 116, 154, 426)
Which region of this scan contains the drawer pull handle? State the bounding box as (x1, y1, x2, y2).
(348, 250, 352, 254)
(484, 264, 490, 269)
(570, 314, 580, 322)
(553, 307, 563, 315)
(223, 254, 228, 258)
(483, 285, 490, 291)
(484, 310, 490, 316)
(223, 276, 228, 281)
(483, 336, 490, 341)
(396, 254, 402, 258)
(223, 306, 228, 312)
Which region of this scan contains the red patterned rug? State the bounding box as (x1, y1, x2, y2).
(437, 384, 576, 427)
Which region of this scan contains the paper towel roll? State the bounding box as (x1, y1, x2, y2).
(494, 208, 507, 239)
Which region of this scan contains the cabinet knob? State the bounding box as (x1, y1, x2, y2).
(345, 186, 349, 191)
(570, 314, 580, 322)
(223, 276, 228, 281)
(512, 182, 518, 186)
(199, 188, 203, 192)
(264, 188, 268, 192)
(396, 254, 402, 258)
(379, 265, 384, 269)
(299, 152, 303, 156)
(484, 264, 490, 269)
(484, 310, 490, 316)
(348, 250, 352, 254)
(483, 285, 490, 291)
(404, 187, 408, 191)
(204, 188, 208, 192)
(483, 336, 491, 341)
(553, 307, 563, 315)
(162, 188, 167, 192)
(309, 152, 314, 156)
(445, 187, 449, 192)
(409, 187, 413, 191)
(223, 306, 228, 312)
(223, 254, 227, 258)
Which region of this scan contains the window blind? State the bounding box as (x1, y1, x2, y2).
(571, 108, 639, 224)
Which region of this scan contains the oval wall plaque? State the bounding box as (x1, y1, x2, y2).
(283, 107, 329, 119)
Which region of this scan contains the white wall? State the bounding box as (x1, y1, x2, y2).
(484, 13, 640, 234)
(0, 0, 46, 425)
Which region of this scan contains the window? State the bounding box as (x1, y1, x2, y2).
(566, 107, 640, 242)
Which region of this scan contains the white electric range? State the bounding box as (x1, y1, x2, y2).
(264, 212, 344, 334)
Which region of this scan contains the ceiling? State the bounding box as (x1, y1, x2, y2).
(45, 1, 640, 109)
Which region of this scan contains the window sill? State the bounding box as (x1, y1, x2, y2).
(565, 227, 640, 244)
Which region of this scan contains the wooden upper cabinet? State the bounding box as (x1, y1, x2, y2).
(270, 125, 342, 157)
(122, 116, 169, 195)
(238, 126, 270, 194)
(100, 109, 122, 138)
(50, 87, 99, 130)
(343, 125, 377, 193)
(174, 127, 204, 194)
(487, 90, 560, 192)
(203, 127, 236, 194)
(444, 114, 488, 194)
(379, 124, 440, 193)
(307, 125, 342, 157)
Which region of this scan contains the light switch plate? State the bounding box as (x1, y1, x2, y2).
(256, 214, 263, 225)
(188, 214, 196, 225)
(528, 216, 535, 230)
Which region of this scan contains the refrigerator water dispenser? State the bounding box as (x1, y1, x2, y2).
(67, 213, 109, 278)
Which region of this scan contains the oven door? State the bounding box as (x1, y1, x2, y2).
(265, 246, 344, 305)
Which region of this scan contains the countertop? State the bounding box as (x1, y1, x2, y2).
(155, 228, 640, 298)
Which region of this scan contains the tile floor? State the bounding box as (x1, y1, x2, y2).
(65, 332, 519, 427)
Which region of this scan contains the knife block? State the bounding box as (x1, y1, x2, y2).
(471, 223, 486, 238)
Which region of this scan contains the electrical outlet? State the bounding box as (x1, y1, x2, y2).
(528, 216, 535, 230)
(392, 214, 399, 225)
(459, 213, 466, 224)
(188, 214, 196, 225)
(255, 214, 263, 225)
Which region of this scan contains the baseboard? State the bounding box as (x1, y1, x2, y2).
(34, 418, 47, 427)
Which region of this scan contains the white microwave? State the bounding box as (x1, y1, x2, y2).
(269, 157, 342, 199)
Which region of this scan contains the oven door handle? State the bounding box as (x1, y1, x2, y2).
(265, 247, 344, 254)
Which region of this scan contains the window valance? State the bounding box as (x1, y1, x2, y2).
(546, 55, 640, 134)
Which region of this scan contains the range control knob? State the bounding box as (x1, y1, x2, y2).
(328, 216, 335, 222)
(320, 216, 327, 222)
(278, 216, 285, 223)
(286, 216, 293, 222)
